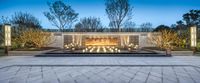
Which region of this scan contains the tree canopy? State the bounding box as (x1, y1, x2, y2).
(11, 12, 42, 29)
(105, 0, 133, 32)
(153, 25, 171, 32)
(0, 16, 9, 45)
(148, 29, 178, 50)
(75, 17, 104, 32)
(44, 0, 78, 32)
(183, 10, 200, 27)
(140, 22, 153, 32)
(9, 12, 42, 38)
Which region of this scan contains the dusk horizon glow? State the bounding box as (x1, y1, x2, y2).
(0, 0, 200, 28)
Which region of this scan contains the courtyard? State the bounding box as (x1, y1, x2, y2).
(0, 56, 200, 83)
(0, 0, 200, 83)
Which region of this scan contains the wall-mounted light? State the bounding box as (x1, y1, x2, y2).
(3, 24, 11, 55)
(190, 26, 197, 47)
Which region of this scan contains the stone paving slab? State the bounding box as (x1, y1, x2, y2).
(0, 65, 200, 83)
(0, 56, 200, 67)
(0, 56, 200, 83)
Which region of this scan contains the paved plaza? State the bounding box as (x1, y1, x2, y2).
(0, 56, 200, 83)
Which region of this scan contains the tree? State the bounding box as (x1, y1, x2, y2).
(75, 17, 104, 32)
(0, 16, 10, 46)
(180, 10, 200, 48)
(148, 29, 178, 55)
(10, 12, 42, 36)
(174, 20, 190, 48)
(175, 30, 189, 48)
(11, 12, 42, 29)
(123, 21, 136, 32)
(153, 25, 171, 32)
(183, 10, 200, 27)
(14, 29, 54, 48)
(0, 16, 9, 24)
(140, 22, 153, 32)
(74, 23, 82, 32)
(105, 0, 133, 32)
(44, 0, 78, 32)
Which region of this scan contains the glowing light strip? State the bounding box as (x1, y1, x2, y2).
(190, 26, 197, 47)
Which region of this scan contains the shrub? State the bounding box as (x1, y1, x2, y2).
(13, 29, 54, 48)
(148, 29, 178, 50)
(11, 41, 21, 50)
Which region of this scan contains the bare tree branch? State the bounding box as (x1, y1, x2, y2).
(105, 0, 133, 32)
(75, 17, 104, 32)
(44, 0, 78, 32)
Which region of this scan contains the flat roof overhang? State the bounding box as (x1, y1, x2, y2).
(54, 32, 152, 36)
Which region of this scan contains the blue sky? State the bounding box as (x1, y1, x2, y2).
(0, 0, 200, 28)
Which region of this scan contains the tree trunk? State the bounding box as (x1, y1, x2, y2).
(166, 48, 171, 56)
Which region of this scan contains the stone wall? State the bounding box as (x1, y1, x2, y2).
(48, 33, 63, 48)
(48, 32, 156, 48)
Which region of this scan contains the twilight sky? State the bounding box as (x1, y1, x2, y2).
(0, 0, 200, 28)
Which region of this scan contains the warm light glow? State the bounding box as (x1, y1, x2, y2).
(85, 38, 118, 46)
(97, 46, 100, 53)
(82, 46, 119, 53)
(134, 45, 139, 49)
(190, 26, 197, 47)
(103, 46, 107, 53)
(4, 24, 11, 46)
(118, 50, 120, 53)
(64, 33, 143, 53)
(82, 50, 85, 53)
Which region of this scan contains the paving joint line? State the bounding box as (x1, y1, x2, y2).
(1, 64, 200, 70)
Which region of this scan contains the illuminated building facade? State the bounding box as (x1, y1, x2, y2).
(50, 32, 155, 53)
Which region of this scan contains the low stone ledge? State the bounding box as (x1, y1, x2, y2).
(145, 49, 193, 56)
(8, 49, 56, 56)
(171, 51, 193, 56)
